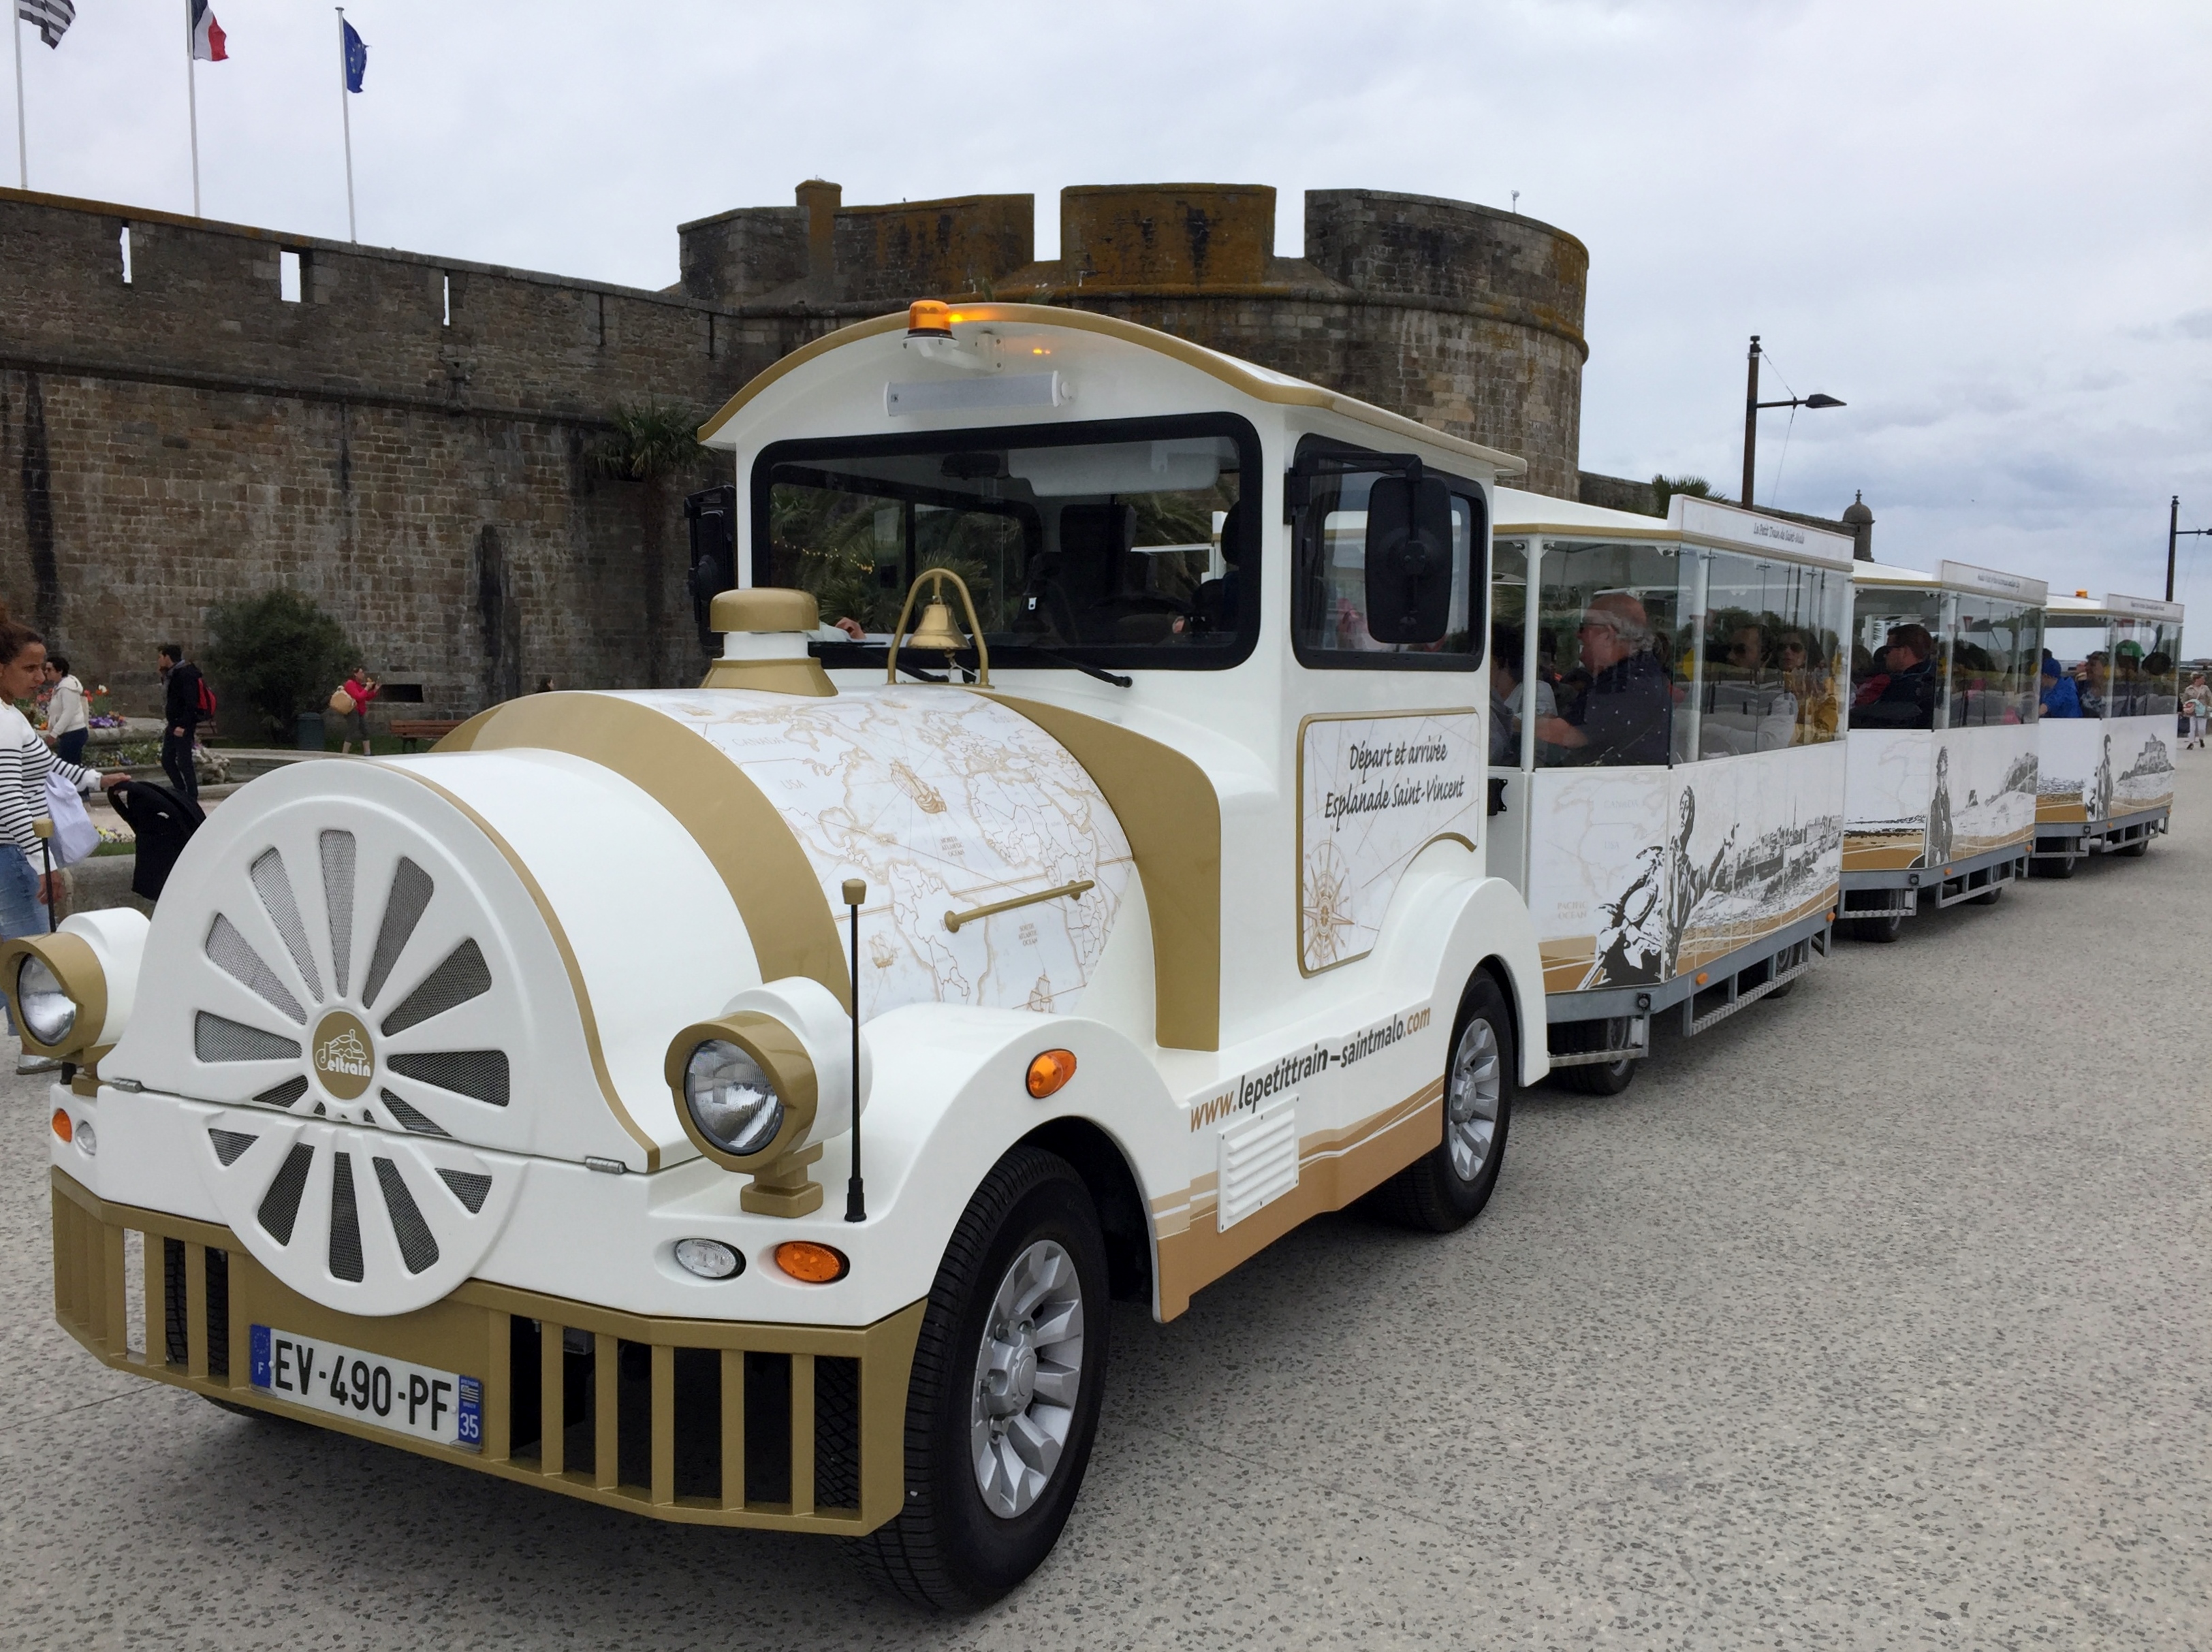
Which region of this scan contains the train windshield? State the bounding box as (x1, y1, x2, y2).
(752, 414, 1260, 673)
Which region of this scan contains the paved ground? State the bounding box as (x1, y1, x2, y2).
(5, 762, 2210, 1649)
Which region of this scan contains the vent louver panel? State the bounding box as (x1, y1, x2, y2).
(374, 1158, 441, 1275)
(328, 1152, 364, 1282)
(249, 848, 324, 1001)
(321, 830, 357, 997)
(378, 1087, 449, 1137)
(204, 915, 306, 1024)
(257, 1143, 315, 1243)
(208, 1127, 257, 1166)
(381, 940, 492, 1036)
(197, 1013, 301, 1064)
(387, 1049, 509, 1107)
(362, 858, 434, 1009)
(254, 1076, 309, 1110)
(437, 1169, 492, 1213)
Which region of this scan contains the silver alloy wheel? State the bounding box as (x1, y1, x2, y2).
(1444, 1015, 1503, 1182)
(969, 1238, 1086, 1518)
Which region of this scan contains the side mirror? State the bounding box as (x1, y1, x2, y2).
(1364, 475, 1454, 644)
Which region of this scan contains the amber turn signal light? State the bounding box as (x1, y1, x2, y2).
(775, 1241, 849, 1284)
(907, 298, 953, 338)
(1026, 1049, 1077, 1099)
(50, 1108, 71, 1142)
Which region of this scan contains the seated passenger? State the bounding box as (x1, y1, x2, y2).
(2076, 651, 2109, 718)
(1488, 625, 1555, 764)
(2039, 655, 2081, 718)
(1705, 622, 1799, 754)
(1849, 624, 1938, 729)
(1533, 593, 1672, 766)
(1779, 630, 1837, 744)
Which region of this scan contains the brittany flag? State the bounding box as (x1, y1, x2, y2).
(188, 0, 227, 61)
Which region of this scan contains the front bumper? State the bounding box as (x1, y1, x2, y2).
(51, 1168, 923, 1534)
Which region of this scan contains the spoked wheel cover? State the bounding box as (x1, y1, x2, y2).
(969, 1239, 1086, 1518)
(1445, 1016, 1503, 1182)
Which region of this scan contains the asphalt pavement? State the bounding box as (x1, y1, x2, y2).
(5, 760, 2210, 1649)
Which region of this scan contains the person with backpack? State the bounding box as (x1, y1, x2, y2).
(157, 642, 209, 801)
(334, 664, 380, 754)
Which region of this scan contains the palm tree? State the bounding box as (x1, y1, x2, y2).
(602, 402, 710, 686)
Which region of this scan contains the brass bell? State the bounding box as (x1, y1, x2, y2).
(906, 598, 968, 652)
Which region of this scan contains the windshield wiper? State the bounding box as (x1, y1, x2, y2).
(1016, 647, 1132, 688)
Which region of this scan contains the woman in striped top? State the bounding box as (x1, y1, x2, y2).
(0, 621, 129, 1053)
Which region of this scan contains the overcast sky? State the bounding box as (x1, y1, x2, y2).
(11, 1, 2209, 641)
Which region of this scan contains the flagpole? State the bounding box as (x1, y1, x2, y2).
(12, 9, 27, 190)
(336, 7, 356, 242)
(185, 0, 202, 216)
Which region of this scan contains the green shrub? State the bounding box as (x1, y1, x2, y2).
(204, 590, 356, 742)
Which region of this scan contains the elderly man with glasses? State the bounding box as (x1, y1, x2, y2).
(1533, 592, 1673, 766)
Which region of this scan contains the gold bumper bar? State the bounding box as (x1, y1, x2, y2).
(51, 1169, 923, 1534)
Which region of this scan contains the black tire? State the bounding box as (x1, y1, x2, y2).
(1765, 976, 1797, 1000)
(2030, 852, 2076, 880)
(2115, 836, 2149, 859)
(1845, 911, 1903, 943)
(1369, 974, 1517, 1230)
(1552, 1053, 1637, 1095)
(1970, 880, 2004, 906)
(856, 1146, 1109, 1611)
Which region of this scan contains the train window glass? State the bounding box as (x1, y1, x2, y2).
(753, 416, 1259, 673)
(2043, 615, 2110, 718)
(1293, 456, 1483, 669)
(2108, 619, 2181, 716)
(1848, 585, 1944, 731)
(1533, 540, 1679, 768)
(1692, 549, 1848, 758)
(1948, 597, 2041, 727)
(1489, 539, 1536, 765)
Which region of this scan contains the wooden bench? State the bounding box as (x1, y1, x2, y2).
(387, 718, 466, 752)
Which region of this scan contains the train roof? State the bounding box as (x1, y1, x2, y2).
(1853, 557, 2050, 605)
(2046, 590, 2185, 622)
(696, 303, 1527, 475)
(1492, 488, 1855, 569)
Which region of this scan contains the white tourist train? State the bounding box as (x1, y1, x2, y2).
(1839, 556, 2048, 940)
(2032, 589, 2184, 872)
(13, 300, 2186, 1609)
(1485, 490, 1852, 1092)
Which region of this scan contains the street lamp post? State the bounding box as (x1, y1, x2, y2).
(1740, 335, 1844, 509)
(2167, 495, 2211, 603)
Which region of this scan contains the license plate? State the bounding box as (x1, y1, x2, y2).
(251, 1324, 481, 1451)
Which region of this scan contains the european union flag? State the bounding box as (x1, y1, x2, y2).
(343, 19, 367, 93)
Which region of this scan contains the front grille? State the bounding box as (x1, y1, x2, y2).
(53, 1171, 922, 1534)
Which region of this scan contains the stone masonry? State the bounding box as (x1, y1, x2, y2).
(0, 179, 1589, 722)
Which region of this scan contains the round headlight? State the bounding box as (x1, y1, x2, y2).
(18, 955, 76, 1047)
(683, 1038, 784, 1157)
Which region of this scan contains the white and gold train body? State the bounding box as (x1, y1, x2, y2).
(27, 304, 1547, 1602)
(1485, 490, 1854, 1085)
(2034, 590, 2185, 870)
(1839, 558, 2048, 930)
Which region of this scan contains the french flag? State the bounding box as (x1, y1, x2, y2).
(189, 0, 227, 62)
